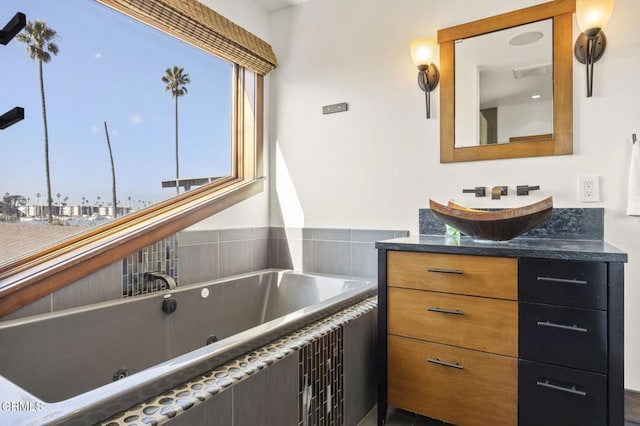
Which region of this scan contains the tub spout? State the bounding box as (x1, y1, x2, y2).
(145, 272, 178, 290)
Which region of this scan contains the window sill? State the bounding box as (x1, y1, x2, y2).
(0, 177, 264, 318)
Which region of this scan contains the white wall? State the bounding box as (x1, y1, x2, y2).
(454, 50, 480, 147)
(498, 100, 553, 142)
(188, 0, 272, 229)
(199, 0, 270, 41)
(267, 0, 640, 390)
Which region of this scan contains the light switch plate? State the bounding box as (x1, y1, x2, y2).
(322, 102, 348, 115)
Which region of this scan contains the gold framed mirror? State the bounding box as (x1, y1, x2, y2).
(438, 0, 575, 163)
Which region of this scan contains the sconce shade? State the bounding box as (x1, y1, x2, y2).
(576, 0, 615, 36)
(575, 0, 614, 97)
(410, 37, 437, 67)
(410, 37, 439, 118)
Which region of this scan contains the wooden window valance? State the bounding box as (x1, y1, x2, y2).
(96, 0, 278, 75)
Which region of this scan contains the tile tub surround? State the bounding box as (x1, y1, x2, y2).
(0, 261, 122, 321)
(102, 297, 378, 426)
(180, 226, 408, 284)
(270, 228, 410, 278)
(1, 226, 404, 322)
(178, 227, 270, 286)
(419, 207, 604, 240)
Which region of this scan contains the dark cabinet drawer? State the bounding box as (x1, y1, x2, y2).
(520, 302, 607, 373)
(519, 360, 607, 426)
(519, 258, 607, 309)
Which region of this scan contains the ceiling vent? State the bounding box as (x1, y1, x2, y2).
(513, 63, 552, 79)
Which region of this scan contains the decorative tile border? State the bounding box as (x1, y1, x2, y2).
(101, 297, 378, 425)
(299, 327, 343, 425)
(121, 234, 179, 297)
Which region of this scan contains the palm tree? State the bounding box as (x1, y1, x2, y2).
(103, 121, 117, 218)
(162, 66, 190, 194)
(16, 21, 59, 224)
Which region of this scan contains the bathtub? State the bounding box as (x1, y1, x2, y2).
(0, 269, 376, 425)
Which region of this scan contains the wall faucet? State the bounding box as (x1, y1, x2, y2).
(516, 185, 540, 196)
(492, 186, 508, 200)
(462, 186, 486, 197)
(144, 272, 178, 291)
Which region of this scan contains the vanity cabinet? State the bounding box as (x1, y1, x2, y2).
(518, 258, 612, 426)
(386, 251, 518, 425)
(377, 241, 626, 426)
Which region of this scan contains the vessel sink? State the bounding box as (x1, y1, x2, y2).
(429, 197, 553, 241)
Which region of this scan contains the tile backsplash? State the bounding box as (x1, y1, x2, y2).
(419, 207, 604, 240)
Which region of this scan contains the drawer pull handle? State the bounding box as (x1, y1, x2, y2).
(427, 307, 464, 315)
(537, 276, 588, 285)
(536, 379, 587, 396)
(427, 358, 464, 370)
(427, 268, 464, 275)
(537, 321, 588, 333)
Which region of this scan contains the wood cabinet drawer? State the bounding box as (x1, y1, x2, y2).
(388, 287, 518, 357)
(519, 258, 607, 309)
(388, 335, 517, 426)
(387, 251, 517, 300)
(519, 359, 607, 426)
(519, 302, 607, 373)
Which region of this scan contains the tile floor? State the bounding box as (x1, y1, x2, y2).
(358, 406, 447, 425)
(358, 391, 640, 426)
(627, 390, 640, 425)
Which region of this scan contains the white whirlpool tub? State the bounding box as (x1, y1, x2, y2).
(0, 269, 376, 425)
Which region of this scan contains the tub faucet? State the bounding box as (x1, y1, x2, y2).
(144, 272, 178, 291)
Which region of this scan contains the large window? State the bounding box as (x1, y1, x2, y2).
(0, 0, 232, 265)
(0, 0, 273, 317)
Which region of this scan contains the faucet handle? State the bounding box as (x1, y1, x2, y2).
(462, 187, 486, 197)
(517, 185, 540, 196)
(491, 186, 508, 200)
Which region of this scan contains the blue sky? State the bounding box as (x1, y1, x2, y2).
(0, 0, 232, 207)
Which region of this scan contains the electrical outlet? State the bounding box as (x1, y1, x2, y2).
(579, 176, 600, 202)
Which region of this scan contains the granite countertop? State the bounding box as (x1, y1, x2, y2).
(375, 235, 628, 263)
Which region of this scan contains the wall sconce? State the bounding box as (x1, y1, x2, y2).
(0, 107, 24, 130)
(574, 0, 615, 97)
(0, 12, 26, 45)
(410, 37, 439, 119)
(1, 12, 26, 130)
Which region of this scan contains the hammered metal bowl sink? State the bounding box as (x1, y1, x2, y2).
(429, 196, 553, 241)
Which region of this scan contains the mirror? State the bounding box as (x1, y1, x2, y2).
(455, 19, 553, 147)
(438, 0, 575, 162)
